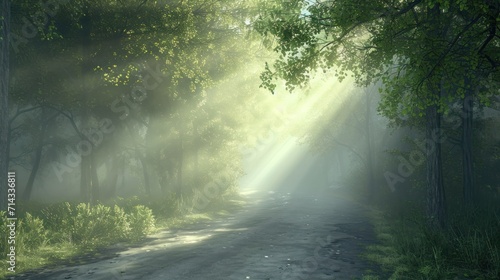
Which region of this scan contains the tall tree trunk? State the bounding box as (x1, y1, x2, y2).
(103, 155, 120, 199)
(127, 123, 151, 196)
(176, 135, 183, 199)
(193, 122, 199, 188)
(0, 0, 11, 211)
(80, 154, 91, 202)
(462, 83, 474, 206)
(22, 142, 43, 201)
(426, 103, 446, 229)
(156, 147, 171, 195)
(79, 2, 95, 203)
(76, 150, 100, 204)
(23, 110, 49, 200)
(158, 168, 168, 194)
(140, 157, 151, 195)
(425, 3, 447, 230)
(90, 153, 99, 202)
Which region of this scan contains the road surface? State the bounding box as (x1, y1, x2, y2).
(18, 188, 380, 280)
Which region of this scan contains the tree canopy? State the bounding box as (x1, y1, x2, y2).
(256, 0, 499, 102)
(255, 0, 500, 228)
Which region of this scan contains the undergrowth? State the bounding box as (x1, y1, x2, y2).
(0, 190, 242, 279)
(363, 206, 500, 279)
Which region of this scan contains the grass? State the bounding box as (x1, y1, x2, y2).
(334, 174, 500, 280)
(361, 206, 500, 280)
(0, 191, 245, 279)
(6, 242, 80, 277)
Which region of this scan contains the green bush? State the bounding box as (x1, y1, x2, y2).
(110, 205, 131, 240)
(126, 205, 155, 240)
(0, 194, 238, 279)
(149, 193, 182, 218)
(115, 194, 180, 220)
(0, 198, 176, 271)
(0, 211, 47, 255)
(18, 213, 47, 252)
(70, 203, 129, 248)
(40, 202, 76, 243)
(39, 201, 156, 247)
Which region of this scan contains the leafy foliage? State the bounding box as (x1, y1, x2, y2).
(8, 0, 264, 205)
(69, 203, 128, 248)
(17, 213, 47, 252)
(39, 201, 152, 248)
(255, 0, 500, 118)
(40, 202, 77, 243)
(126, 205, 156, 241)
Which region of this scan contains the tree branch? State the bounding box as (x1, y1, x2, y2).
(330, 138, 366, 167)
(419, 15, 481, 88)
(381, 0, 423, 19)
(45, 105, 95, 147)
(9, 105, 42, 126)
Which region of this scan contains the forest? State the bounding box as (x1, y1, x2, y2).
(0, 0, 499, 279)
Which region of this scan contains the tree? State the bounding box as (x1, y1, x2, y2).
(8, 0, 262, 205)
(255, 0, 500, 229)
(0, 0, 10, 211)
(22, 107, 56, 200)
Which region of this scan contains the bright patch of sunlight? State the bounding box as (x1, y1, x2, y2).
(122, 225, 250, 256)
(123, 233, 214, 255)
(213, 227, 248, 232)
(240, 70, 355, 193)
(177, 234, 211, 244)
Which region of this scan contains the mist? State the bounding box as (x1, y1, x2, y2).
(0, 1, 499, 279)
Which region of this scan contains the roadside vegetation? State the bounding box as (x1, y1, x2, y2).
(0, 1, 265, 278)
(0, 190, 243, 279)
(338, 165, 500, 280)
(256, 1, 500, 279)
(361, 205, 500, 280)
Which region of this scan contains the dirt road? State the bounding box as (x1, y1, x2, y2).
(18, 189, 379, 280)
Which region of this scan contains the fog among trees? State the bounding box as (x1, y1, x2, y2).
(0, 1, 499, 279)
